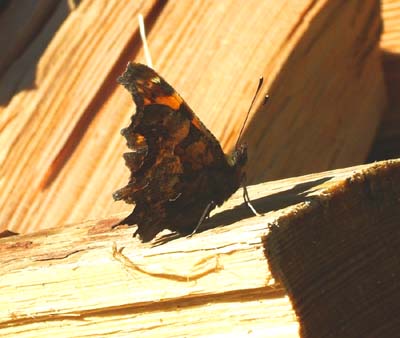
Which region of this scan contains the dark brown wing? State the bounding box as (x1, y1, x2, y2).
(113, 63, 243, 241)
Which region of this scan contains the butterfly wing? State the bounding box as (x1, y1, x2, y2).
(113, 63, 242, 241)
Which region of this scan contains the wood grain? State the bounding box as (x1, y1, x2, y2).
(1, 159, 399, 337)
(266, 159, 400, 338)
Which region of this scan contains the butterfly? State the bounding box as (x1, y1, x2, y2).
(113, 63, 259, 242)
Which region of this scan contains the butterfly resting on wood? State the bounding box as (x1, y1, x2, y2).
(113, 63, 260, 242)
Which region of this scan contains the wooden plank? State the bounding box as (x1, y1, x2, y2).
(1, 290, 297, 337)
(0, 0, 386, 236)
(1, 159, 399, 337)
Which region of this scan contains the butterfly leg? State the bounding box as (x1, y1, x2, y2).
(187, 201, 216, 238)
(243, 185, 262, 216)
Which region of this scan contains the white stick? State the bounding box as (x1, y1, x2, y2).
(138, 14, 153, 68)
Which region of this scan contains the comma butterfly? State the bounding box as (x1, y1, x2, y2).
(113, 63, 259, 242)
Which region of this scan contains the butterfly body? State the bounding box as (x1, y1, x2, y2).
(113, 63, 247, 242)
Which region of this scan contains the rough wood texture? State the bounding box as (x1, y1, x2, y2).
(0, 0, 386, 234)
(266, 159, 400, 338)
(368, 0, 400, 161)
(1, 159, 399, 337)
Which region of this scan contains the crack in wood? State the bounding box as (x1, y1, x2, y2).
(34, 249, 86, 261)
(112, 243, 223, 282)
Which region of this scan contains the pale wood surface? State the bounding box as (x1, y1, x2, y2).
(1, 159, 399, 337)
(0, 0, 386, 235)
(381, 0, 400, 53)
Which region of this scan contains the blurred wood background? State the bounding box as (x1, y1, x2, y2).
(0, 0, 399, 236)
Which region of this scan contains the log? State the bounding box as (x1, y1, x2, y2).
(0, 0, 386, 235)
(1, 159, 400, 337)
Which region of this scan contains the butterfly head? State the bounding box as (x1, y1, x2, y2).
(228, 76, 265, 180)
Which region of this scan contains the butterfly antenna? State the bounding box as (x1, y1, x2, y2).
(235, 77, 267, 149)
(138, 13, 153, 68)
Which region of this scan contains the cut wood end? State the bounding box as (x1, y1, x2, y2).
(265, 159, 400, 337)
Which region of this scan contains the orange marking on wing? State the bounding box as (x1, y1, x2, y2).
(135, 134, 146, 144)
(154, 93, 182, 109)
(191, 116, 203, 130)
